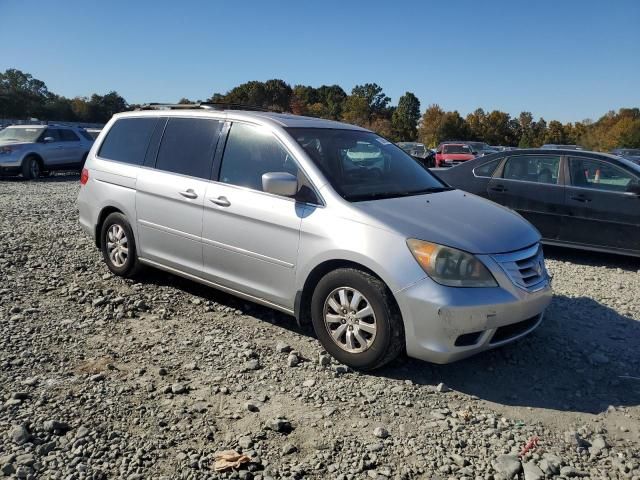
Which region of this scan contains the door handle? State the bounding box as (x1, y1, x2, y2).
(490, 185, 507, 192)
(209, 196, 231, 207)
(179, 189, 198, 199)
(570, 195, 591, 203)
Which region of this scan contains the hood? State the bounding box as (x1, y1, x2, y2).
(440, 153, 474, 160)
(351, 189, 540, 254)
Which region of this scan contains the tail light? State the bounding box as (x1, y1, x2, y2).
(80, 168, 89, 185)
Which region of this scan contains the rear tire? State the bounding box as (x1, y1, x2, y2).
(21, 156, 41, 180)
(100, 213, 140, 278)
(311, 268, 404, 370)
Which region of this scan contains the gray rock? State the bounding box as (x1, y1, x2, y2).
(244, 359, 261, 371)
(75, 425, 90, 439)
(275, 341, 291, 353)
(589, 434, 609, 455)
(450, 453, 469, 467)
(171, 383, 187, 394)
(436, 382, 451, 393)
(245, 401, 260, 412)
(373, 426, 389, 439)
(560, 466, 583, 477)
(10, 425, 31, 445)
(492, 454, 521, 479)
(16, 454, 34, 467)
(318, 353, 331, 367)
(90, 373, 105, 382)
(1, 464, 16, 476)
(523, 461, 544, 480)
(44, 420, 71, 434)
(287, 353, 299, 367)
(268, 417, 292, 433)
(302, 379, 316, 388)
(564, 430, 589, 448)
(539, 453, 562, 475)
(238, 436, 253, 449)
(281, 443, 297, 455)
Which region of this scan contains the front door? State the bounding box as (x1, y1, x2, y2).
(562, 156, 640, 252)
(136, 117, 222, 275)
(487, 153, 565, 240)
(202, 122, 304, 308)
(39, 128, 66, 166)
(58, 129, 84, 165)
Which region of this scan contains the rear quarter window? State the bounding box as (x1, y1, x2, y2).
(98, 117, 159, 165)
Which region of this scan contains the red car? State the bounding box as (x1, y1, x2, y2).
(435, 143, 476, 167)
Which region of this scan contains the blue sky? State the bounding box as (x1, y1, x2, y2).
(1, 0, 638, 122)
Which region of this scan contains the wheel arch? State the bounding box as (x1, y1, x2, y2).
(95, 206, 124, 248)
(295, 258, 402, 328)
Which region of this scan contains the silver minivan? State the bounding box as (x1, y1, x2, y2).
(77, 106, 552, 370)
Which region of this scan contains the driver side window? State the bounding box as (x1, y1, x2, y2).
(219, 123, 299, 193)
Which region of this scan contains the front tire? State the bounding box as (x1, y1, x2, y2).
(21, 156, 41, 180)
(311, 268, 404, 370)
(100, 213, 140, 278)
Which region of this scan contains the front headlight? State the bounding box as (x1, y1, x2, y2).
(407, 239, 497, 287)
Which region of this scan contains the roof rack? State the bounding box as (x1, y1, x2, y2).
(136, 102, 277, 112)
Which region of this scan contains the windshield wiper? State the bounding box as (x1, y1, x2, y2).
(346, 187, 453, 202)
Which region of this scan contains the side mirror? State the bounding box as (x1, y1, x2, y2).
(262, 172, 298, 197)
(43, 136, 55, 143)
(472, 151, 478, 155)
(436, 150, 442, 154)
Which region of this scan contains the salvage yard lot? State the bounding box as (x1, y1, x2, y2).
(1, 174, 639, 479)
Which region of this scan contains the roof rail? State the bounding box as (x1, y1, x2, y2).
(136, 102, 279, 113)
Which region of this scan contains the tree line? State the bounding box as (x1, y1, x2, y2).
(1, 69, 638, 151)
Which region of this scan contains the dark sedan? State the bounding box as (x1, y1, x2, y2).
(435, 149, 640, 257)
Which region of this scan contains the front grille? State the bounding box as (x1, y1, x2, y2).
(490, 314, 541, 344)
(492, 244, 547, 291)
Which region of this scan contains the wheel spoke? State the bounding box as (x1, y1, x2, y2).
(325, 313, 343, 324)
(353, 329, 368, 348)
(327, 297, 342, 314)
(345, 330, 355, 350)
(349, 291, 362, 311)
(355, 305, 373, 319)
(116, 226, 124, 240)
(331, 323, 348, 341)
(357, 321, 376, 335)
(338, 289, 349, 308)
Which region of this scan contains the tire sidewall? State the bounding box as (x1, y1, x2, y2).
(311, 269, 394, 370)
(22, 157, 39, 180)
(100, 213, 137, 277)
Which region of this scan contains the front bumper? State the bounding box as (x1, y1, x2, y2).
(0, 159, 21, 176)
(395, 254, 552, 364)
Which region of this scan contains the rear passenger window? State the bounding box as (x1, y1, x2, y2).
(502, 155, 560, 184)
(155, 118, 221, 179)
(59, 129, 80, 141)
(219, 123, 298, 192)
(474, 159, 500, 177)
(99, 118, 158, 165)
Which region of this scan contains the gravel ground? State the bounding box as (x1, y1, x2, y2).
(1, 174, 639, 480)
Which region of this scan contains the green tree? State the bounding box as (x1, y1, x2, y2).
(517, 112, 535, 147)
(466, 108, 486, 141)
(391, 92, 420, 141)
(0, 68, 49, 118)
(417, 104, 446, 147)
(351, 83, 390, 117)
(88, 92, 128, 123)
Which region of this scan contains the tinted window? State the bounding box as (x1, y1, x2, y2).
(42, 128, 61, 142)
(99, 117, 158, 165)
(59, 129, 80, 141)
(569, 157, 636, 192)
(155, 118, 221, 178)
(220, 123, 298, 192)
(78, 129, 94, 141)
(474, 159, 500, 177)
(443, 144, 472, 154)
(288, 128, 447, 201)
(502, 155, 560, 184)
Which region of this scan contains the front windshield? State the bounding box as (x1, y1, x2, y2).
(0, 127, 44, 143)
(443, 145, 472, 154)
(287, 128, 449, 202)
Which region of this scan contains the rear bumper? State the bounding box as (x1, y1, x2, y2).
(396, 272, 552, 364)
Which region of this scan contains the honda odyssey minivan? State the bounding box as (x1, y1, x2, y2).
(77, 105, 552, 370)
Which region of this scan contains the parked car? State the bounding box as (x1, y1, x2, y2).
(397, 141, 435, 167)
(541, 144, 583, 150)
(78, 106, 552, 370)
(436, 149, 640, 257)
(0, 124, 93, 178)
(611, 148, 640, 165)
(85, 128, 103, 140)
(463, 141, 498, 156)
(492, 146, 517, 152)
(435, 143, 475, 167)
